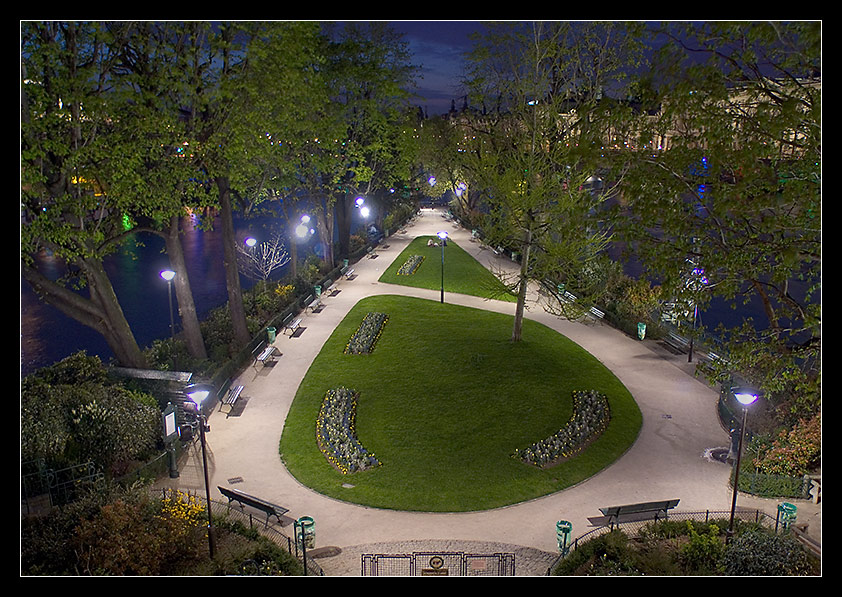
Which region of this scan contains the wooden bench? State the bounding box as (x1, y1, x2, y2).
(252, 342, 279, 368)
(342, 266, 356, 279)
(217, 378, 244, 417)
(305, 294, 322, 312)
(599, 499, 680, 529)
(281, 313, 302, 336)
(588, 306, 605, 320)
(664, 330, 691, 353)
(218, 486, 291, 527)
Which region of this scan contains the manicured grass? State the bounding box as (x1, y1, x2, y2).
(279, 295, 641, 512)
(378, 236, 517, 302)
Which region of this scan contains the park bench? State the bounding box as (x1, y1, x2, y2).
(305, 294, 323, 313)
(217, 378, 245, 417)
(588, 306, 605, 320)
(342, 266, 356, 279)
(252, 342, 279, 368)
(217, 486, 292, 527)
(282, 313, 302, 337)
(663, 330, 691, 354)
(599, 499, 680, 529)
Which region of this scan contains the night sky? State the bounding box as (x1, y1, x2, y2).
(390, 20, 486, 115)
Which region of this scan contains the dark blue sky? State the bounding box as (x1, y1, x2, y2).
(390, 21, 485, 115)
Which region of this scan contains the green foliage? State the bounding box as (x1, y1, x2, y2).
(553, 519, 818, 576)
(753, 415, 821, 477)
(722, 528, 818, 576)
(21, 482, 305, 576)
(680, 521, 724, 574)
(21, 353, 160, 474)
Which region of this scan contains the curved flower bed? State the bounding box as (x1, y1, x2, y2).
(397, 254, 425, 275)
(514, 389, 611, 467)
(344, 312, 389, 354)
(316, 386, 381, 474)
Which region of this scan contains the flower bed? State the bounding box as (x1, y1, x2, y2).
(514, 389, 611, 467)
(344, 311, 389, 354)
(397, 254, 425, 275)
(316, 386, 381, 474)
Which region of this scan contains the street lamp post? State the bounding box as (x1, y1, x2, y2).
(437, 231, 448, 303)
(727, 387, 759, 543)
(185, 383, 217, 559)
(160, 269, 176, 340)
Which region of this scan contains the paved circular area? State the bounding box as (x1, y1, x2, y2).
(156, 208, 820, 575)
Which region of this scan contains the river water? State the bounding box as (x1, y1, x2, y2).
(20, 210, 777, 378)
(20, 213, 314, 377)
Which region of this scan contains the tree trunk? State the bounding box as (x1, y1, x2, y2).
(336, 194, 351, 260)
(511, 226, 533, 343)
(162, 214, 208, 360)
(23, 260, 147, 368)
(216, 177, 251, 349)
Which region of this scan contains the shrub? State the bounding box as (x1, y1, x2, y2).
(680, 521, 725, 573)
(722, 528, 818, 576)
(754, 415, 821, 477)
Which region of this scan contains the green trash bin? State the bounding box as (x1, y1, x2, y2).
(778, 502, 797, 529)
(315, 285, 322, 297)
(267, 327, 276, 343)
(557, 520, 573, 554)
(637, 322, 647, 340)
(295, 516, 315, 549)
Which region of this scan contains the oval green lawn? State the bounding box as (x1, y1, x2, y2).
(279, 295, 641, 512)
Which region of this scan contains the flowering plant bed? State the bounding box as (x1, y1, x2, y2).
(397, 254, 425, 275)
(514, 389, 611, 467)
(316, 386, 381, 474)
(344, 311, 389, 354)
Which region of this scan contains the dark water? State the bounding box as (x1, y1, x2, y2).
(20, 213, 315, 377)
(20, 210, 784, 378)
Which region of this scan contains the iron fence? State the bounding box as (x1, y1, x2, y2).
(362, 551, 516, 576)
(546, 508, 796, 574)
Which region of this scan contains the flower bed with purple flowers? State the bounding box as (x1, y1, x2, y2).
(514, 389, 611, 467)
(344, 311, 389, 354)
(397, 254, 424, 275)
(316, 386, 381, 474)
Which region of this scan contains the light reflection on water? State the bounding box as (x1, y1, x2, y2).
(21, 213, 294, 376)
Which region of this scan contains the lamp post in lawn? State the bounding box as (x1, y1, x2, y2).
(437, 230, 448, 303)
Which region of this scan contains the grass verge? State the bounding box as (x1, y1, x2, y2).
(279, 295, 641, 512)
(378, 236, 517, 302)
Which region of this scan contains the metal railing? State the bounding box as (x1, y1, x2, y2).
(546, 508, 798, 574)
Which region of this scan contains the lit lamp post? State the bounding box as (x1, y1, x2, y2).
(437, 230, 448, 303)
(185, 383, 216, 559)
(160, 269, 176, 340)
(727, 387, 759, 543)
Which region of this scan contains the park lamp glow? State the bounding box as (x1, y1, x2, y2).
(733, 388, 759, 406)
(160, 269, 175, 282)
(437, 230, 448, 241)
(185, 383, 214, 411)
(295, 214, 314, 238)
(245, 237, 257, 248)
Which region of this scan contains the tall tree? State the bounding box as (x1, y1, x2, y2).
(107, 21, 212, 361)
(21, 21, 149, 367)
(614, 21, 821, 420)
(461, 21, 645, 341)
(323, 22, 421, 260)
